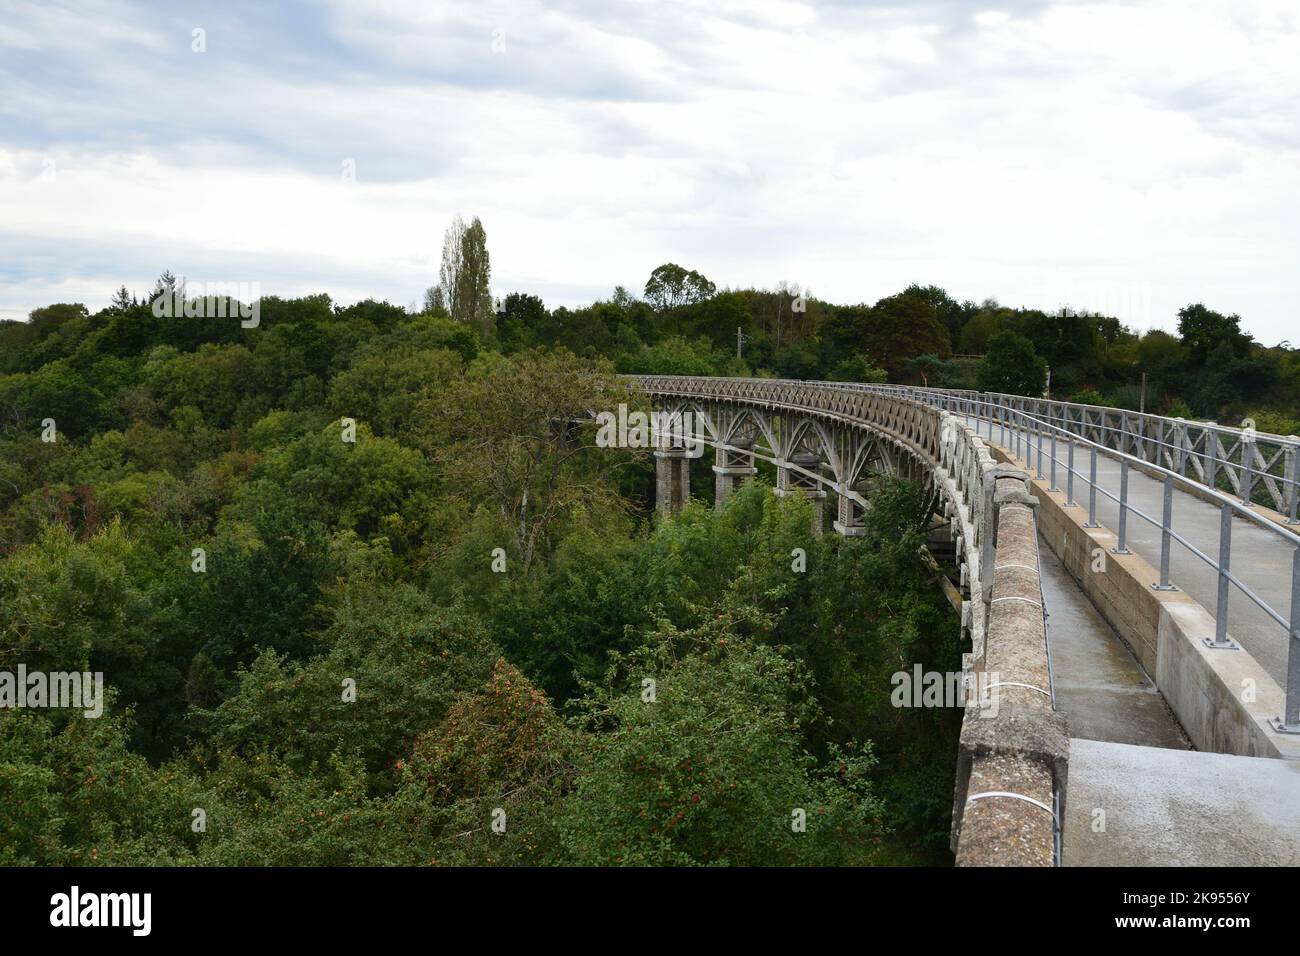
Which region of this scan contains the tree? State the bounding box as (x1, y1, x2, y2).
(862, 290, 952, 380)
(109, 286, 136, 311)
(149, 270, 178, 304)
(976, 331, 1048, 396)
(555, 619, 885, 866)
(422, 285, 444, 315)
(496, 292, 547, 353)
(327, 346, 462, 440)
(198, 584, 498, 780)
(906, 353, 968, 388)
(643, 263, 715, 311)
(1177, 303, 1250, 364)
(621, 335, 725, 375)
(417, 349, 634, 573)
(435, 215, 494, 337)
(388, 657, 575, 865)
(905, 283, 965, 345)
(828, 354, 888, 383)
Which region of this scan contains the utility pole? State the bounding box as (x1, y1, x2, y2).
(736, 326, 746, 359)
(1139, 371, 1147, 414)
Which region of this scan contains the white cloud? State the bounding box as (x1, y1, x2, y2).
(1, 0, 1297, 343)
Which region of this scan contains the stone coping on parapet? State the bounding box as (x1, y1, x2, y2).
(952, 469, 1065, 868)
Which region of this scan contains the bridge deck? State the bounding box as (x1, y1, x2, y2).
(966, 415, 1294, 688)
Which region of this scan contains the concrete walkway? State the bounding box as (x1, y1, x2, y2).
(965, 416, 1295, 688)
(1064, 738, 1300, 865)
(1038, 535, 1190, 750)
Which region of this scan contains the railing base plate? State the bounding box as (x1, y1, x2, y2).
(1200, 637, 1240, 650)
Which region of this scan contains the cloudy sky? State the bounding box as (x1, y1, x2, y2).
(2, 0, 1297, 342)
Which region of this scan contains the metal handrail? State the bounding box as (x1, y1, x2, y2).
(886, 388, 1300, 734)
(836, 383, 1300, 519)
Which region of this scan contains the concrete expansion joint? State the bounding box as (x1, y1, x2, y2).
(989, 463, 1031, 483)
(994, 487, 1040, 509)
(960, 706, 1069, 774)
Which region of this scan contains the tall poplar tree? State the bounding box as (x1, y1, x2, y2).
(436, 215, 494, 337)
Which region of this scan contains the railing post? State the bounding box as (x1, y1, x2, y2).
(1206, 431, 1218, 491)
(1065, 435, 1075, 507)
(1019, 399, 1026, 460)
(1049, 429, 1058, 492)
(1035, 417, 1044, 480)
(1084, 444, 1099, 528)
(1269, 548, 1300, 733)
(1207, 503, 1237, 648)
(1241, 430, 1255, 507)
(1152, 476, 1176, 590)
(1113, 459, 1131, 554)
(1286, 439, 1299, 525)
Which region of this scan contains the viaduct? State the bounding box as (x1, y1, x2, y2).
(627, 375, 1300, 866)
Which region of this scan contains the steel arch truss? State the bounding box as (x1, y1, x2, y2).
(629, 375, 1005, 650)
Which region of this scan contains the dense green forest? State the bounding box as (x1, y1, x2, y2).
(0, 272, 963, 865)
(1, 241, 1294, 865)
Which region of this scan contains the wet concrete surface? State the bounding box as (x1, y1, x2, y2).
(1064, 738, 1300, 866)
(1038, 533, 1191, 750)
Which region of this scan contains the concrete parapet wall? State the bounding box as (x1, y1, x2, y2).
(951, 466, 1067, 867)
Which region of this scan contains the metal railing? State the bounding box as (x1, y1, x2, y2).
(842, 384, 1300, 521)
(848, 384, 1300, 735)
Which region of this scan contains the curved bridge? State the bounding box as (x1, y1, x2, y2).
(625, 375, 1300, 867)
(628, 374, 1066, 866)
